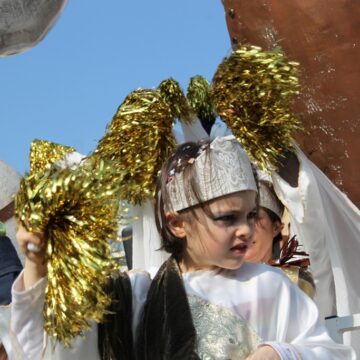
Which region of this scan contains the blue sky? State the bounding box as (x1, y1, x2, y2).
(1, 1, 231, 175)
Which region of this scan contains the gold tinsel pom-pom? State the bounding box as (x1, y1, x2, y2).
(29, 139, 76, 174)
(93, 88, 176, 205)
(211, 45, 302, 169)
(187, 75, 216, 127)
(158, 77, 193, 124)
(15, 157, 122, 346)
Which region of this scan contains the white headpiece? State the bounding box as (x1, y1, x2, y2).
(166, 135, 257, 212)
(258, 179, 283, 219)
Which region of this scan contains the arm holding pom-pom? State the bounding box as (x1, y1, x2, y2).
(16, 225, 47, 290)
(11, 226, 47, 359)
(14, 154, 123, 347)
(12, 227, 102, 360)
(11, 226, 149, 360)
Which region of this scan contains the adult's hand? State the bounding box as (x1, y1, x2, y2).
(276, 149, 300, 188)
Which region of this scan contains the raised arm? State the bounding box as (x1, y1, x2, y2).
(11, 226, 47, 359)
(16, 225, 47, 290)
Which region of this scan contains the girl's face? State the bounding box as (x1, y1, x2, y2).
(245, 207, 282, 264)
(169, 190, 257, 272)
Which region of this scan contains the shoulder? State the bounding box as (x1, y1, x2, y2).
(182, 264, 297, 311)
(184, 263, 292, 296)
(236, 262, 291, 281)
(233, 264, 309, 308)
(184, 263, 291, 286)
(232, 262, 294, 294)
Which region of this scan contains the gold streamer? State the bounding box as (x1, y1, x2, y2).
(158, 77, 193, 124)
(93, 88, 177, 205)
(29, 139, 76, 174)
(187, 75, 215, 127)
(211, 45, 302, 169)
(15, 143, 123, 346)
(14, 74, 208, 346)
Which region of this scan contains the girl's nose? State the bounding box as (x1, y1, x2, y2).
(235, 222, 254, 241)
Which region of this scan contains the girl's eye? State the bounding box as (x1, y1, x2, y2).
(214, 214, 236, 223)
(247, 211, 258, 222)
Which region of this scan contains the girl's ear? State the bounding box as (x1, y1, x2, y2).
(272, 221, 284, 237)
(166, 212, 187, 238)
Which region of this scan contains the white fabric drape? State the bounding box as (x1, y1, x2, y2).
(272, 144, 360, 354)
(131, 201, 169, 270)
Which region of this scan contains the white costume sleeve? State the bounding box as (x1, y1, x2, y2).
(11, 272, 101, 360)
(0, 304, 13, 360)
(10, 270, 151, 360)
(271, 144, 360, 354)
(11, 271, 46, 360)
(268, 273, 355, 359)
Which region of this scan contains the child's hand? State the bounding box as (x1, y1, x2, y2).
(246, 345, 281, 360)
(17, 224, 47, 289)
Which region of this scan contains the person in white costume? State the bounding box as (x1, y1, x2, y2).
(211, 119, 360, 355)
(245, 176, 315, 299)
(245, 177, 285, 265)
(12, 136, 354, 359)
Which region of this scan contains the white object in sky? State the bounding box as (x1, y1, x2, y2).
(0, 0, 68, 56)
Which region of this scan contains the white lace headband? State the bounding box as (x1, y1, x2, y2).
(166, 135, 258, 212)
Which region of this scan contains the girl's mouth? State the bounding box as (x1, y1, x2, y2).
(230, 243, 248, 255)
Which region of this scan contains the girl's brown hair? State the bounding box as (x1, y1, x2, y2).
(155, 140, 209, 258)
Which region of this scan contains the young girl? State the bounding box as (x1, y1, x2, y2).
(245, 178, 315, 299)
(245, 179, 284, 265)
(12, 136, 354, 359)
